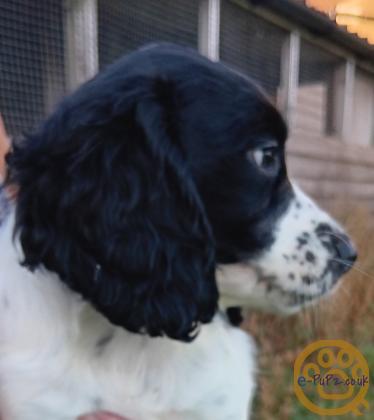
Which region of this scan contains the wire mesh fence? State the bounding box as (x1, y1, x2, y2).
(0, 0, 201, 137)
(0, 0, 373, 148)
(98, 0, 199, 69)
(0, 0, 66, 137)
(220, 0, 288, 102)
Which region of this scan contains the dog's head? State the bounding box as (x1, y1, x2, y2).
(6, 44, 356, 340)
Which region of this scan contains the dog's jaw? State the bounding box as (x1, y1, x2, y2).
(216, 184, 356, 314)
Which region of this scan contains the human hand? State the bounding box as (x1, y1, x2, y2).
(0, 114, 10, 181)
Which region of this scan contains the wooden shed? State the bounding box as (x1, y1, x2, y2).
(1, 0, 374, 215)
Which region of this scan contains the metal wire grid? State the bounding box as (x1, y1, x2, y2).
(220, 0, 288, 99)
(0, 0, 366, 144)
(297, 39, 345, 137)
(0, 0, 66, 137)
(98, 0, 199, 70)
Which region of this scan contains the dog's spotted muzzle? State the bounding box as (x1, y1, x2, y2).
(217, 184, 357, 314)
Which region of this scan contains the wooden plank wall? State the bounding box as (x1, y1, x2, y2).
(287, 82, 374, 215)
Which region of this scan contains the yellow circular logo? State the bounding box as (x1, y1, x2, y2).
(294, 340, 370, 416)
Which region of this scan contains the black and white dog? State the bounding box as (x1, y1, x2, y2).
(0, 44, 356, 420)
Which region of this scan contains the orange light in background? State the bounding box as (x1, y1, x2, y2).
(306, 0, 340, 15)
(306, 0, 374, 45)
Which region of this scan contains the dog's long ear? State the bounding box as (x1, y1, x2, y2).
(6, 76, 218, 341)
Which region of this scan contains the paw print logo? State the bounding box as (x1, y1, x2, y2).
(294, 340, 370, 416)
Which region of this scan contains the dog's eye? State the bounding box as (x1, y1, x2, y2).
(251, 146, 280, 176)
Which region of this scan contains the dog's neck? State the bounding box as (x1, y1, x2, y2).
(216, 263, 259, 308)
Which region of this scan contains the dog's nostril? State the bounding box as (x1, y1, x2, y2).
(315, 223, 333, 237)
(333, 238, 357, 264)
(316, 224, 357, 266)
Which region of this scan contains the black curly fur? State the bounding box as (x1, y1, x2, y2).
(6, 44, 290, 341)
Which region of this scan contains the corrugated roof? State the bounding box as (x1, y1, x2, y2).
(250, 0, 374, 66)
(306, 0, 374, 44)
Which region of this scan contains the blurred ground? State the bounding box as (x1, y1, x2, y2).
(244, 203, 374, 419)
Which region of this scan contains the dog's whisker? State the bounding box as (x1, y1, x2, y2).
(337, 281, 350, 298)
(311, 303, 321, 336)
(320, 231, 352, 248)
(332, 257, 374, 280)
(300, 297, 319, 339)
(313, 296, 324, 335)
(345, 259, 372, 272)
(301, 305, 311, 334)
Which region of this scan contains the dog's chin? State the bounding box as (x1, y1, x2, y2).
(216, 263, 344, 315)
(259, 281, 343, 316)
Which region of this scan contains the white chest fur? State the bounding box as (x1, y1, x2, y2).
(0, 212, 256, 420)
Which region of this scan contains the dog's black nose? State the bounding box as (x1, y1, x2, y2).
(316, 223, 357, 275)
(332, 237, 357, 264)
(330, 235, 357, 275)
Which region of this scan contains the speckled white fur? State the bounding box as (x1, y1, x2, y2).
(0, 210, 255, 420)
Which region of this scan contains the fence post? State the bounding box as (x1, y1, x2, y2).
(198, 0, 221, 61)
(280, 31, 300, 128)
(342, 59, 356, 143)
(64, 0, 99, 91)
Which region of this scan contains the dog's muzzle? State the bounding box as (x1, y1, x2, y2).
(316, 223, 357, 279)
